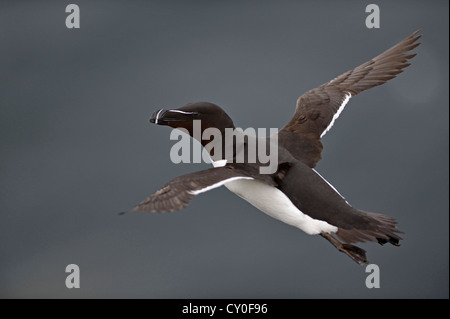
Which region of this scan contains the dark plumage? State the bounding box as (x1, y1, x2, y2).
(279, 30, 421, 167)
(124, 31, 421, 264)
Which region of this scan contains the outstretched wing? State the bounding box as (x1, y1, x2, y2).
(125, 166, 256, 213)
(278, 31, 421, 168)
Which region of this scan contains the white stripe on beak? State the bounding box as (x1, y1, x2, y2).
(154, 109, 164, 124)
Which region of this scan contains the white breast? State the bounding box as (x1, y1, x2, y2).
(210, 157, 337, 235)
(224, 178, 338, 235)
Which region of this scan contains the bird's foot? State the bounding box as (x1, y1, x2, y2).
(338, 243, 368, 265)
(320, 232, 368, 265)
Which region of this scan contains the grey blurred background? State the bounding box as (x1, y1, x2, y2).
(0, 0, 448, 298)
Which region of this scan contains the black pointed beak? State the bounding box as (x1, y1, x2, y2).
(149, 109, 168, 124)
(149, 109, 199, 125)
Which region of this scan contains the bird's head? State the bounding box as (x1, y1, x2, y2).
(149, 102, 235, 138)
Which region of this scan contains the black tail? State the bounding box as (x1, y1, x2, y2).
(335, 210, 403, 246)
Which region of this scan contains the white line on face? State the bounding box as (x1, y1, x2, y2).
(167, 110, 195, 115)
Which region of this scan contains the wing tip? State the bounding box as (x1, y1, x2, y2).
(407, 30, 422, 48)
(411, 29, 421, 37)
